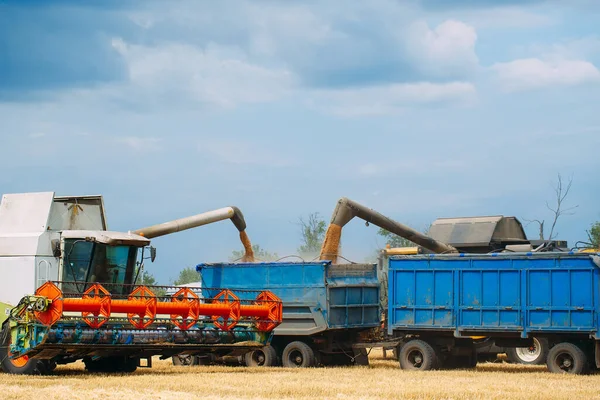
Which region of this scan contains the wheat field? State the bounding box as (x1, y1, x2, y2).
(2, 349, 600, 400)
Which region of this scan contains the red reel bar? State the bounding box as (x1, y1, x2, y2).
(210, 290, 241, 331)
(252, 291, 283, 332)
(81, 284, 111, 328)
(170, 287, 200, 330)
(33, 282, 283, 332)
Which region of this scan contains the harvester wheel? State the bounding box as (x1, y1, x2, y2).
(172, 354, 198, 366)
(0, 324, 49, 375)
(84, 356, 138, 373)
(546, 343, 589, 375)
(282, 341, 316, 368)
(399, 340, 439, 371)
(245, 345, 278, 367)
(506, 337, 549, 365)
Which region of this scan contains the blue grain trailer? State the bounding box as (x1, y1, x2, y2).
(198, 261, 380, 367)
(388, 252, 600, 374)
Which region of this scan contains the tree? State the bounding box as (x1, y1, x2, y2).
(526, 174, 578, 240)
(297, 212, 327, 258)
(173, 267, 201, 285)
(378, 228, 416, 248)
(136, 269, 166, 296)
(140, 270, 159, 286)
(377, 225, 431, 248)
(587, 222, 600, 248)
(230, 244, 279, 262)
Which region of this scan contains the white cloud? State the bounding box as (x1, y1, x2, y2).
(405, 20, 478, 77)
(315, 81, 477, 116)
(529, 36, 600, 60)
(198, 139, 294, 167)
(111, 38, 295, 108)
(492, 58, 600, 91)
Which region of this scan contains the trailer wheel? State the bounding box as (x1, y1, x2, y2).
(172, 354, 198, 366)
(282, 341, 316, 368)
(546, 343, 589, 375)
(245, 346, 278, 367)
(0, 324, 49, 375)
(399, 340, 439, 371)
(506, 337, 549, 365)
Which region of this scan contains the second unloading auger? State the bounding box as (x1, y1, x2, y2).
(3, 282, 282, 374)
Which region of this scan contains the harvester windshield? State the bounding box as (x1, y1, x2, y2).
(62, 239, 137, 290)
(59, 230, 150, 294)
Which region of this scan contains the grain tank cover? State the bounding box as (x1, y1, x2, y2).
(428, 216, 528, 253)
(49, 195, 107, 231)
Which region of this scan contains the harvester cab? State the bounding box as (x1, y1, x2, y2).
(58, 230, 150, 295)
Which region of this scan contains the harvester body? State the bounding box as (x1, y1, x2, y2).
(0, 191, 279, 375)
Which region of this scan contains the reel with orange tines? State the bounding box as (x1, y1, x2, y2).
(33, 282, 282, 332)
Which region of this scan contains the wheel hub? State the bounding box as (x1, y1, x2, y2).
(515, 338, 541, 363)
(408, 350, 424, 368)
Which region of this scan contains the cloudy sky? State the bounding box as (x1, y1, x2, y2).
(1, 0, 599, 283)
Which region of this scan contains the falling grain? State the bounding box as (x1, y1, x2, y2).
(319, 224, 342, 264)
(239, 231, 255, 262)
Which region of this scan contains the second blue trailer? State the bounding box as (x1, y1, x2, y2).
(387, 252, 600, 373)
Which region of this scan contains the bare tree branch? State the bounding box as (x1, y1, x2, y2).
(523, 218, 545, 240)
(547, 173, 578, 240)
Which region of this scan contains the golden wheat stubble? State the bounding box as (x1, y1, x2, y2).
(319, 224, 342, 264)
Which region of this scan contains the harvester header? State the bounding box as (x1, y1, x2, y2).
(3, 281, 282, 374)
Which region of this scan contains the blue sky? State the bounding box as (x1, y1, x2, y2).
(1, 0, 599, 283)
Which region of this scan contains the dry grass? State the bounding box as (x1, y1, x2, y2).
(2, 349, 600, 400)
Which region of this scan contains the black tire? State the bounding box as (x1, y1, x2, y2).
(0, 324, 48, 375)
(84, 356, 138, 373)
(45, 360, 57, 372)
(196, 354, 216, 365)
(245, 346, 278, 367)
(506, 337, 549, 365)
(399, 340, 439, 371)
(546, 342, 589, 375)
(172, 354, 198, 366)
(281, 341, 316, 368)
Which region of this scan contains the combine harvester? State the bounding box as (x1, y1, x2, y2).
(200, 197, 600, 374)
(0, 192, 282, 374)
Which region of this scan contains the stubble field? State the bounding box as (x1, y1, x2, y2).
(2, 349, 600, 400)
